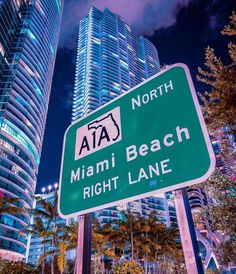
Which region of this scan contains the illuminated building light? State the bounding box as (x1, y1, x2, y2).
(50, 45, 54, 55)
(112, 85, 120, 91)
(126, 24, 131, 31)
(20, 60, 35, 77)
(127, 45, 134, 51)
(120, 59, 128, 69)
(138, 58, 145, 63)
(0, 118, 40, 165)
(31, 79, 43, 98)
(27, 29, 36, 40)
(112, 82, 120, 87)
(119, 33, 126, 39)
(0, 41, 5, 56)
(20, 28, 28, 34)
(79, 49, 85, 55)
(92, 37, 101, 44)
(24, 118, 33, 127)
(111, 52, 119, 58)
(122, 83, 130, 89)
(55, 0, 61, 15)
(108, 34, 118, 41)
(14, 95, 28, 107)
(35, 0, 46, 17)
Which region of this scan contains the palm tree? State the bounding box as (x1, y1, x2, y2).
(57, 220, 78, 273)
(147, 218, 182, 273)
(36, 220, 79, 274)
(92, 219, 116, 273)
(0, 195, 25, 215)
(106, 210, 143, 261)
(89, 211, 184, 273)
(23, 216, 50, 274)
(98, 210, 149, 270)
(34, 192, 59, 274)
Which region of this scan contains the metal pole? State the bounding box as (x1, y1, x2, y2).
(174, 188, 204, 274)
(75, 213, 92, 274)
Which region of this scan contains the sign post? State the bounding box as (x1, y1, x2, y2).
(58, 64, 215, 218)
(75, 214, 91, 274)
(174, 189, 204, 274)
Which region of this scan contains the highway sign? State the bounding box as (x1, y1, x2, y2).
(58, 64, 215, 218)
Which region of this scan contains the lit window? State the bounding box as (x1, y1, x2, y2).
(138, 58, 145, 63)
(20, 60, 35, 77)
(111, 52, 118, 58)
(35, 0, 46, 17)
(12, 165, 21, 174)
(112, 82, 120, 88)
(55, 0, 61, 15)
(0, 42, 5, 56)
(31, 79, 43, 97)
(120, 60, 128, 69)
(50, 45, 54, 56)
(0, 138, 15, 152)
(126, 24, 131, 31)
(1, 118, 40, 165)
(108, 34, 118, 41)
(127, 45, 134, 51)
(27, 30, 36, 40)
(92, 37, 101, 44)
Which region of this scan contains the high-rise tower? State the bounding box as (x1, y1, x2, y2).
(72, 7, 180, 230)
(72, 7, 160, 121)
(0, 0, 63, 260)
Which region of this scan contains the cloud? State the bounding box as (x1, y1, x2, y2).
(59, 0, 193, 47)
(200, 0, 232, 42)
(209, 15, 221, 30)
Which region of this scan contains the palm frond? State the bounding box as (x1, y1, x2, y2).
(37, 250, 53, 266)
(57, 253, 67, 273)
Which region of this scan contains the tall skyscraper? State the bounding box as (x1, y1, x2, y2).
(0, 0, 63, 260)
(72, 7, 160, 121)
(72, 7, 179, 231)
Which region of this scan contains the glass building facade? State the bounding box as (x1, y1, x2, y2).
(0, 0, 63, 260)
(72, 7, 160, 121)
(95, 193, 178, 229)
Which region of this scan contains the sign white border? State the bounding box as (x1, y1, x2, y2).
(58, 63, 216, 219)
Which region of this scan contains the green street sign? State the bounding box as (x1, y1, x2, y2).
(58, 64, 215, 218)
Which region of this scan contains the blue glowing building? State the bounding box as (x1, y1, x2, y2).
(72, 7, 160, 121)
(0, 0, 63, 260)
